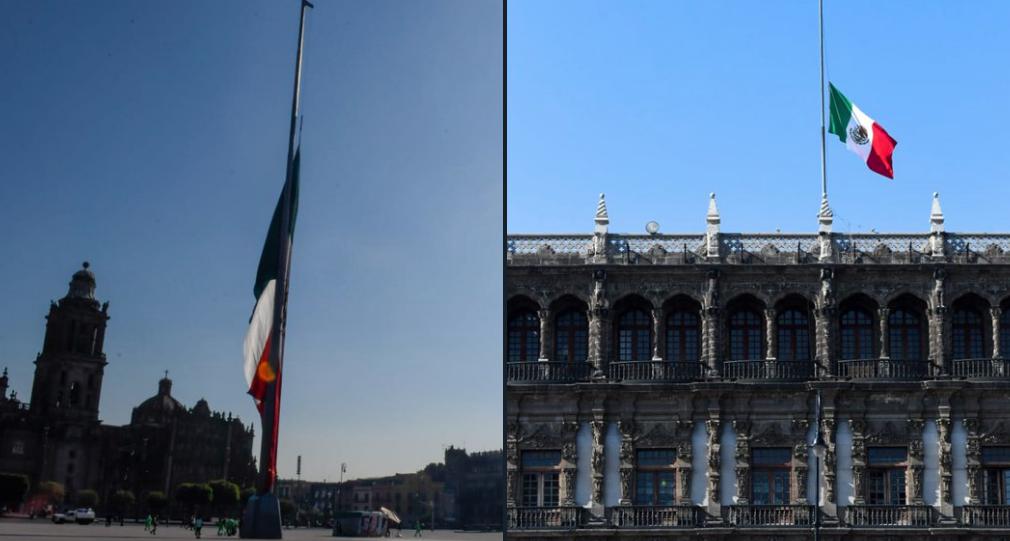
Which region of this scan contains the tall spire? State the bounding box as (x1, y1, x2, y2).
(594, 193, 609, 233)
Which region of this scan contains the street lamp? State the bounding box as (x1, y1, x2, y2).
(810, 390, 827, 541)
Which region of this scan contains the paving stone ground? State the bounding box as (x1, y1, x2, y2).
(0, 520, 502, 541)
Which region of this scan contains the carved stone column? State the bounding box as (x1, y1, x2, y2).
(794, 443, 810, 504)
(538, 308, 551, 361)
(850, 419, 867, 504)
(589, 271, 609, 377)
(703, 308, 721, 375)
(822, 417, 837, 505)
(965, 418, 982, 504)
(734, 421, 752, 504)
(506, 422, 519, 507)
(992, 307, 1002, 359)
(937, 417, 952, 507)
(765, 309, 777, 360)
(815, 307, 835, 377)
(908, 420, 926, 504)
(932, 306, 948, 374)
(561, 422, 579, 505)
(591, 420, 605, 504)
(878, 308, 890, 358)
(706, 419, 721, 506)
(678, 443, 693, 504)
(652, 307, 665, 360)
(618, 421, 634, 505)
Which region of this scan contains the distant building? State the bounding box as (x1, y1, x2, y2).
(444, 447, 504, 528)
(0, 263, 256, 511)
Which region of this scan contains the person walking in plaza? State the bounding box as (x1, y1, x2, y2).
(145, 514, 152, 532)
(151, 514, 158, 535)
(194, 515, 203, 538)
(414, 521, 422, 538)
(218, 517, 226, 536)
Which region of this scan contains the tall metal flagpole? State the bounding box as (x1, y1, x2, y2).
(243, 1, 312, 538)
(819, 0, 828, 200)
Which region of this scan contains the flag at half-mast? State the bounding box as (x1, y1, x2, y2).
(243, 149, 300, 412)
(828, 83, 897, 179)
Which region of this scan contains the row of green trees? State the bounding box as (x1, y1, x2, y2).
(0, 474, 254, 518)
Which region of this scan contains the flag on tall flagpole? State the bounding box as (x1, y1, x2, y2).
(828, 83, 897, 179)
(243, 149, 300, 413)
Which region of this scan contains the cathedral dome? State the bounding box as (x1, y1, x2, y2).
(133, 376, 184, 422)
(67, 262, 97, 301)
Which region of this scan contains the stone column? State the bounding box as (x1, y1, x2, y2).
(850, 419, 867, 504)
(932, 306, 948, 374)
(588, 309, 610, 377)
(652, 307, 665, 361)
(937, 416, 953, 510)
(703, 307, 721, 376)
(822, 417, 837, 506)
(734, 421, 752, 504)
(878, 308, 890, 358)
(908, 420, 926, 504)
(538, 308, 551, 361)
(561, 422, 579, 506)
(965, 418, 982, 504)
(992, 307, 1002, 359)
(678, 444, 693, 504)
(591, 420, 605, 504)
(815, 307, 834, 377)
(618, 421, 635, 505)
(506, 423, 519, 507)
(765, 308, 777, 360)
(706, 419, 721, 511)
(794, 443, 810, 504)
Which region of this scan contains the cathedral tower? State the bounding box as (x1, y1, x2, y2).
(29, 262, 109, 421)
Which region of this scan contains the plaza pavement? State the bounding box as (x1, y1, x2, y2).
(0, 520, 502, 541)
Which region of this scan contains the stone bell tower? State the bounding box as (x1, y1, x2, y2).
(29, 262, 110, 421)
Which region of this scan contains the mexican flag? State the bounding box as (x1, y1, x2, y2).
(828, 83, 897, 179)
(243, 149, 300, 413)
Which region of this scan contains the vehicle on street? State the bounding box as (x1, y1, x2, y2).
(51, 508, 96, 525)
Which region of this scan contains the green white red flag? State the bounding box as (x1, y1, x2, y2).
(828, 83, 897, 179)
(243, 149, 300, 413)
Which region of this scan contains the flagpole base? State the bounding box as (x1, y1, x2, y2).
(240, 493, 282, 539)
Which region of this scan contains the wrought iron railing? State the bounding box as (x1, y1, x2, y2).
(726, 505, 815, 526)
(506, 362, 593, 383)
(723, 360, 814, 381)
(836, 359, 932, 380)
(507, 506, 584, 530)
(950, 358, 1010, 379)
(960, 505, 1010, 527)
(608, 361, 704, 382)
(843, 505, 935, 527)
(607, 505, 704, 528)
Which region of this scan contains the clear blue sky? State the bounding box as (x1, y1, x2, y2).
(508, 1, 1010, 235)
(0, 0, 502, 481)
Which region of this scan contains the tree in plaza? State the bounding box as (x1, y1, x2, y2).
(239, 487, 255, 507)
(0, 473, 30, 511)
(175, 483, 213, 517)
(279, 498, 297, 525)
(110, 490, 136, 518)
(146, 491, 168, 515)
(208, 479, 240, 516)
(34, 481, 65, 507)
(75, 489, 99, 508)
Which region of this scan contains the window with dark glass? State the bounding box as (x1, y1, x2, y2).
(555, 310, 588, 363)
(953, 308, 985, 359)
(776, 309, 811, 361)
(1001, 310, 1010, 359)
(841, 308, 875, 360)
(634, 449, 676, 505)
(888, 309, 922, 361)
(982, 447, 1010, 505)
(618, 310, 652, 362)
(666, 311, 699, 361)
(867, 447, 907, 505)
(729, 310, 763, 360)
(521, 450, 561, 507)
(751, 448, 791, 505)
(508, 311, 540, 363)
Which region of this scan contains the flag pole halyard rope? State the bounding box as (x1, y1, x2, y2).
(819, 0, 828, 200)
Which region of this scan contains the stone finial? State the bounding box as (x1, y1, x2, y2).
(706, 193, 720, 259)
(930, 192, 944, 233)
(594, 193, 609, 235)
(818, 193, 834, 261)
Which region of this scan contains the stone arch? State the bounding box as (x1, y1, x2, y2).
(951, 293, 992, 360)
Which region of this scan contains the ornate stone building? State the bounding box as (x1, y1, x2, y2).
(0, 264, 256, 511)
(507, 193, 1010, 539)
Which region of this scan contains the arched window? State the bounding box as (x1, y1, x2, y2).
(666, 311, 700, 361)
(776, 309, 811, 361)
(69, 382, 81, 407)
(729, 310, 763, 360)
(888, 309, 923, 361)
(953, 308, 985, 359)
(841, 308, 875, 360)
(618, 310, 652, 362)
(555, 310, 588, 363)
(1001, 309, 1010, 358)
(507, 311, 540, 363)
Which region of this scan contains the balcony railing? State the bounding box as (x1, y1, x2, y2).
(836, 359, 932, 380)
(608, 361, 704, 382)
(507, 506, 584, 530)
(506, 362, 593, 383)
(726, 505, 815, 526)
(960, 505, 1010, 527)
(951, 358, 1010, 379)
(723, 360, 814, 381)
(607, 505, 704, 528)
(843, 505, 935, 527)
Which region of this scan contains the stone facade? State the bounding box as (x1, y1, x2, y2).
(506, 193, 1010, 539)
(0, 264, 256, 512)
